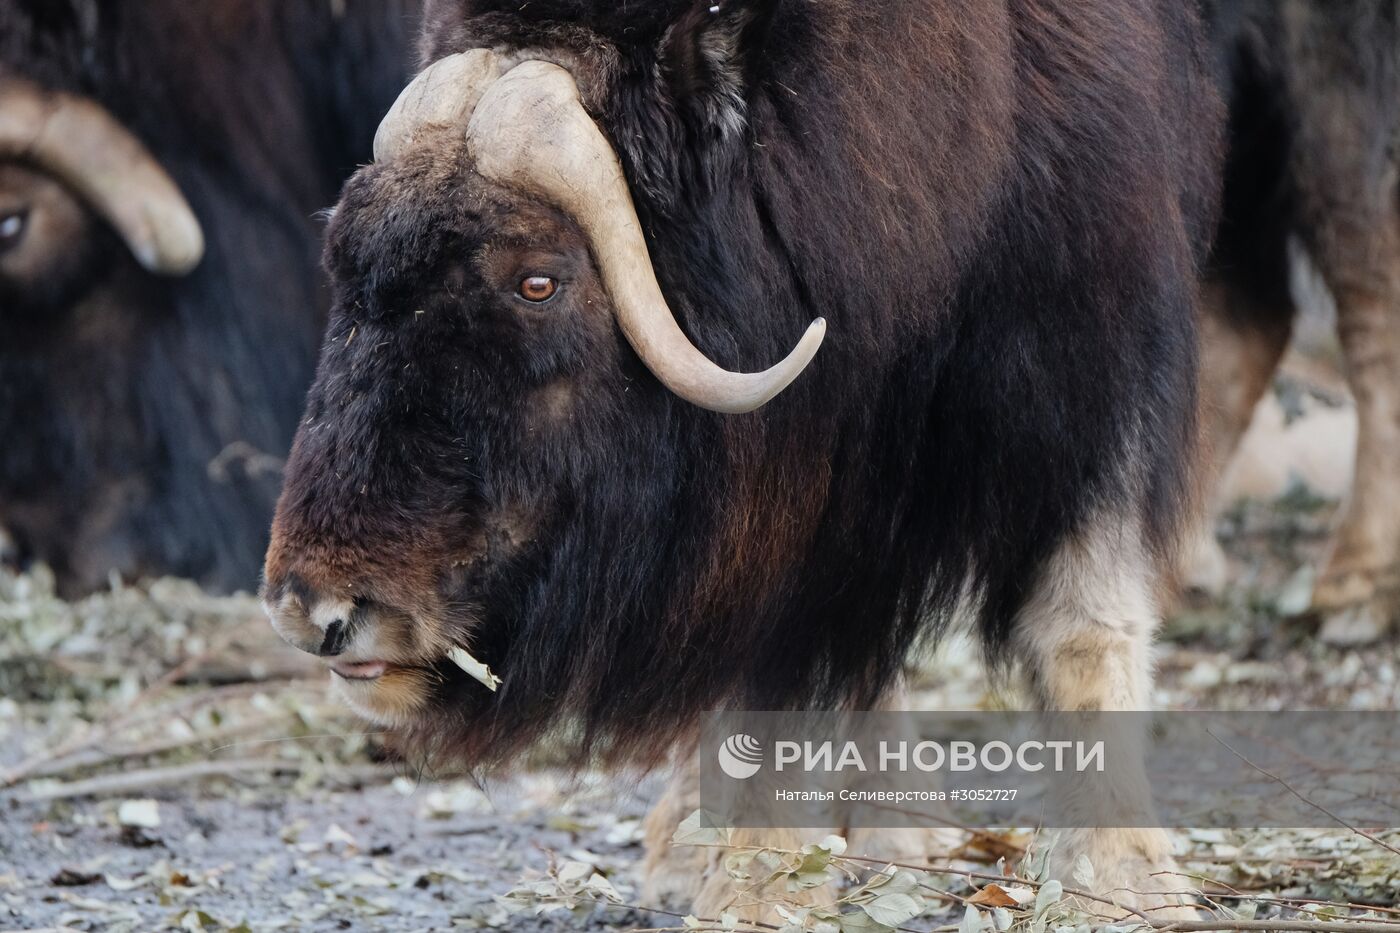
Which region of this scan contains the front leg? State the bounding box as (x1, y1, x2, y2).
(641, 754, 709, 909)
(642, 749, 838, 923)
(1012, 513, 1196, 918)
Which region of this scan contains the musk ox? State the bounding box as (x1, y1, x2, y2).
(1191, 0, 1400, 641)
(0, 0, 419, 595)
(263, 0, 1222, 912)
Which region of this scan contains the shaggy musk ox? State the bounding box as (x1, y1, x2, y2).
(264, 0, 1222, 910)
(0, 0, 419, 595)
(1190, 1, 1400, 642)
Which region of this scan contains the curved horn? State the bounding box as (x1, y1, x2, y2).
(375, 49, 505, 162)
(0, 77, 203, 275)
(465, 61, 824, 414)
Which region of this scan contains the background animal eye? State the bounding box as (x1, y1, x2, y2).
(0, 210, 26, 252)
(518, 275, 558, 303)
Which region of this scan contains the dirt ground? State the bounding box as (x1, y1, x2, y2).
(3, 343, 1399, 931)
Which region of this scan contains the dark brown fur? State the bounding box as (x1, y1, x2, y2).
(265, 0, 1223, 770)
(0, 0, 420, 594)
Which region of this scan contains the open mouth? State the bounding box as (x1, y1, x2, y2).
(330, 660, 392, 681)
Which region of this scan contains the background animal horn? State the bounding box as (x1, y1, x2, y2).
(0, 78, 204, 275)
(465, 61, 825, 414)
(374, 49, 505, 162)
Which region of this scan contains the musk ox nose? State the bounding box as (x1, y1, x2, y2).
(263, 586, 361, 658)
(317, 619, 350, 657)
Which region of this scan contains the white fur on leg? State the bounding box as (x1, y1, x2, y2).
(1013, 514, 1199, 918)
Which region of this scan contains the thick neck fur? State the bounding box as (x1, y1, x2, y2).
(371, 0, 1223, 769)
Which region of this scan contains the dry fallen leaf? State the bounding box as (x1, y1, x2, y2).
(967, 883, 1020, 908)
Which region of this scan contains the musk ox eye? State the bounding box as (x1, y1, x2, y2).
(0, 210, 26, 252)
(518, 275, 558, 303)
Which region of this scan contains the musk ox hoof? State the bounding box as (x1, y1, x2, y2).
(1310, 565, 1380, 613)
(1311, 563, 1397, 645)
(1317, 600, 1395, 646)
(639, 841, 707, 909)
(687, 826, 837, 924)
(1084, 862, 1203, 923)
(1041, 828, 1203, 923)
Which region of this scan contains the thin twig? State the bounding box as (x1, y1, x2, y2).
(20, 716, 289, 781)
(1208, 729, 1400, 859)
(21, 759, 295, 800)
(21, 759, 395, 801)
(1154, 923, 1400, 933)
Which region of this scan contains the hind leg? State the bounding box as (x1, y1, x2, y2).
(1013, 513, 1195, 917)
(1310, 275, 1400, 642)
(1185, 279, 1294, 595)
(1304, 204, 1400, 641)
(1280, 9, 1400, 641)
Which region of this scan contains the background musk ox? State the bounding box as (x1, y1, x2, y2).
(0, 0, 420, 596)
(1192, 0, 1400, 642)
(263, 0, 1223, 912)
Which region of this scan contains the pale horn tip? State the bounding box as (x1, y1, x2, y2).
(720, 316, 827, 415)
(140, 201, 206, 275)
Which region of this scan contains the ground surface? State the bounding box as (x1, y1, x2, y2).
(3, 353, 1399, 931)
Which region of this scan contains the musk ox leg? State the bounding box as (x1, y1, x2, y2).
(641, 755, 708, 908)
(1303, 218, 1400, 642)
(1013, 515, 1197, 918)
(1282, 6, 1400, 642)
(845, 684, 963, 865)
(643, 711, 950, 924)
(1184, 280, 1294, 596)
(692, 825, 833, 922)
(642, 752, 837, 920)
(1311, 276, 1400, 643)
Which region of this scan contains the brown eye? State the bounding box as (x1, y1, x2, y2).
(518, 275, 558, 303)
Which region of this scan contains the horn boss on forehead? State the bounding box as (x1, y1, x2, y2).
(0, 76, 204, 276)
(373, 52, 825, 413)
(373, 49, 506, 163)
